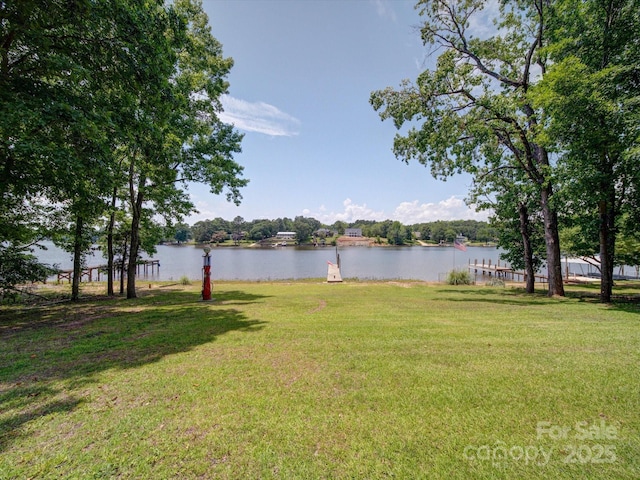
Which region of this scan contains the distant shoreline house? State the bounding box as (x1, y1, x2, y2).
(344, 228, 363, 237)
(275, 231, 297, 240)
(314, 228, 335, 238)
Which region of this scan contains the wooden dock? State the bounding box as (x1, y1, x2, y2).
(467, 259, 548, 283)
(468, 258, 512, 276)
(564, 273, 601, 284)
(56, 259, 160, 283)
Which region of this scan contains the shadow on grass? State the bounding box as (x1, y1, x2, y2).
(434, 287, 559, 306)
(436, 285, 640, 314)
(0, 387, 83, 452)
(553, 283, 640, 314)
(0, 288, 269, 452)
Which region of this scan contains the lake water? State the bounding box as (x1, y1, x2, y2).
(34, 242, 504, 282)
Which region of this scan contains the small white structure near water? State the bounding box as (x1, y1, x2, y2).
(327, 261, 342, 282)
(275, 232, 296, 240)
(327, 246, 343, 283)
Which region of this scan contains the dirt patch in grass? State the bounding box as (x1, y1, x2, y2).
(307, 300, 327, 314)
(335, 236, 376, 247)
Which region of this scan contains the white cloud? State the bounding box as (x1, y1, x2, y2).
(308, 198, 387, 224)
(187, 197, 491, 226)
(219, 95, 300, 137)
(392, 197, 490, 224)
(305, 196, 490, 225)
(185, 192, 244, 224)
(188, 200, 218, 223)
(372, 0, 397, 22)
(467, 0, 501, 39)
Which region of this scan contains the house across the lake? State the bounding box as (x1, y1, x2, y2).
(345, 228, 363, 237)
(275, 231, 297, 240)
(315, 228, 335, 237)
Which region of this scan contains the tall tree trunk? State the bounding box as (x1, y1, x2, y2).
(518, 203, 535, 294)
(540, 185, 565, 296)
(599, 200, 613, 303)
(71, 215, 83, 301)
(126, 220, 139, 299)
(598, 160, 616, 303)
(106, 187, 117, 296)
(126, 177, 145, 299)
(107, 226, 114, 296)
(119, 235, 127, 295)
(595, 2, 620, 304)
(531, 144, 565, 297)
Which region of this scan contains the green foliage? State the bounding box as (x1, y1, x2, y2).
(387, 221, 407, 245)
(332, 221, 347, 235)
(172, 223, 191, 243)
(485, 277, 505, 287)
(371, 0, 567, 297)
(531, 0, 640, 302)
(248, 220, 278, 241)
(211, 230, 228, 245)
(293, 216, 321, 243)
(191, 218, 231, 243)
(0, 0, 247, 297)
(446, 269, 473, 285)
(616, 217, 640, 269)
(0, 245, 56, 294)
(117, 0, 248, 297)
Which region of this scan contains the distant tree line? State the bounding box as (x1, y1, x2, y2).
(169, 217, 498, 246)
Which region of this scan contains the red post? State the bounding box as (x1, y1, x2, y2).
(202, 247, 212, 301)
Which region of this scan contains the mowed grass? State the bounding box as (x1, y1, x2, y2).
(1, 281, 639, 479)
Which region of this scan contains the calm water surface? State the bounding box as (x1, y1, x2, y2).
(36, 242, 504, 282)
(36, 242, 640, 282)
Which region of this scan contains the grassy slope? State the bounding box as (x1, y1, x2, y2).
(1, 282, 639, 479)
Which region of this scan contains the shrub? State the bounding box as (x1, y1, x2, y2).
(447, 269, 473, 285)
(179, 275, 192, 286)
(485, 277, 505, 287)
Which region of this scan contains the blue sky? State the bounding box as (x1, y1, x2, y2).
(186, 0, 490, 225)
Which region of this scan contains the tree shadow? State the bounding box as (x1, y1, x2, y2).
(435, 286, 640, 314)
(434, 287, 559, 306)
(0, 385, 83, 452)
(549, 283, 640, 314)
(0, 288, 269, 452)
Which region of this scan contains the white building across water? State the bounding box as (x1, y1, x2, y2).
(275, 232, 297, 240)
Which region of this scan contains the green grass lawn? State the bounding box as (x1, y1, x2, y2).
(1, 281, 639, 479)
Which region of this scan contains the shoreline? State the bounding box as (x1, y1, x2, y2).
(184, 239, 499, 249)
